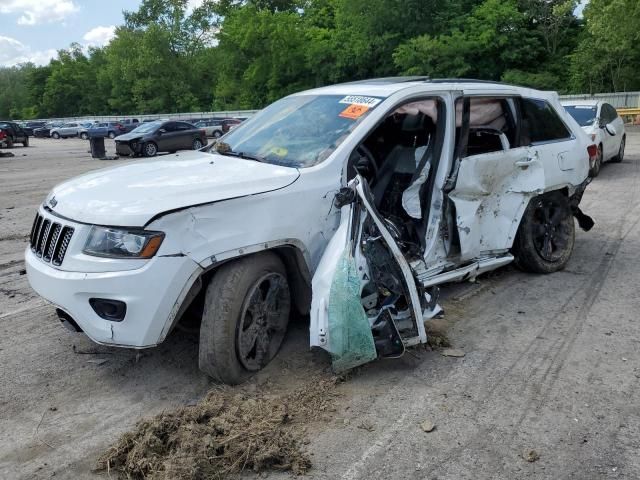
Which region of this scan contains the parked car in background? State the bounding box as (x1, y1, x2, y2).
(50, 122, 85, 139)
(33, 122, 63, 138)
(561, 100, 626, 176)
(195, 120, 224, 138)
(20, 121, 47, 136)
(221, 118, 243, 133)
(84, 122, 126, 139)
(0, 121, 29, 147)
(26, 79, 594, 384)
(118, 119, 140, 133)
(115, 120, 207, 157)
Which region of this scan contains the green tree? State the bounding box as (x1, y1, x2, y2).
(571, 0, 640, 93)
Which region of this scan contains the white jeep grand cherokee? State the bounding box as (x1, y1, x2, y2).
(26, 78, 594, 384)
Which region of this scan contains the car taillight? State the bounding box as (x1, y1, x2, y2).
(587, 144, 598, 160)
(0, 130, 5, 139)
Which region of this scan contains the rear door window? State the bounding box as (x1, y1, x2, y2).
(520, 99, 572, 145)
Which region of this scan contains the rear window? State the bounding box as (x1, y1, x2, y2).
(564, 105, 597, 127)
(520, 99, 572, 145)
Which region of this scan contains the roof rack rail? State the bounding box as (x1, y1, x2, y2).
(426, 78, 508, 85)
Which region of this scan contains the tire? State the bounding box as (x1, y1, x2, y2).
(192, 138, 203, 150)
(51, 132, 60, 139)
(512, 191, 575, 274)
(108, 131, 116, 139)
(611, 135, 625, 163)
(22, 137, 29, 147)
(6, 136, 14, 148)
(589, 144, 602, 177)
(199, 252, 291, 384)
(213, 130, 222, 139)
(80, 132, 88, 140)
(142, 142, 158, 157)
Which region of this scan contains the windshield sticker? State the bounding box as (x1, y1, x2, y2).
(340, 104, 370, 120)
(338, 95, 382, 108)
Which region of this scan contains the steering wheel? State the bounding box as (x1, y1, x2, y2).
(348, 144, 379, 183)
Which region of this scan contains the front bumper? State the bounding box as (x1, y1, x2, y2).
(25, 247, 202, 348)
(115, 142, 139, 156)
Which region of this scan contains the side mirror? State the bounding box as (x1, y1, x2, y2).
(157, 128, 166, 135)
(604, 123, 617, 136)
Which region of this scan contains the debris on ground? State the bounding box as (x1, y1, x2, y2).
(441, 348, 465, 358)
(420, 419, 436, 433)
(357, 421, 375, 432)
(95, 376, 341, 479)
(425, 319, 452, 349)
(0, 151, 15, 157)
(86, 358, 109, 365)
(524, 449, 540, 462)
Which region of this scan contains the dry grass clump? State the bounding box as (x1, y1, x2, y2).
(96, 377, 340, 479)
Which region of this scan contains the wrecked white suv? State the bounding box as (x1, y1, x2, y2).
(26, 78, 594, 384)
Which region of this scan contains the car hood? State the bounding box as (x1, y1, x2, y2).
(48, 151, 300, 226)
(115, 131, 151, 141)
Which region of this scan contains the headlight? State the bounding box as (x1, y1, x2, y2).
(83, 226, 165, 259)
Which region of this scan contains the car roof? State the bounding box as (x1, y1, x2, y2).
(296, 77, 558, 100)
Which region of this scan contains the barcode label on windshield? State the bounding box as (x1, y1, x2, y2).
(339, 96, 382, 108)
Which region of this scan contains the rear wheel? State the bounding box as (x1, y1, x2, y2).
(199, 252, 291, 384)
(52, 132, 60, 139)
(80, 132, 88, 140)
(589, 144, 602, 177)
(213, 130, 222, 139)
(6, 136, 14, 148)
(611, 135, 625, 163)
(192, 138, 203, 150)
(142, 142, 157, 157)
(22, 136, 29, 147)
(512, 191, 575, 274)
(108, 131, 116, 139)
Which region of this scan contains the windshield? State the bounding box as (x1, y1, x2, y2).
(564, 105, 597, 127)
(132, 121, 161, 133)
(215, 94, 383, 167)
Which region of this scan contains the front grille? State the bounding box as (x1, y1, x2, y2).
(30, 212, 75, 266)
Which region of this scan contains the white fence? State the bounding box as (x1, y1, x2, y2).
(559, 92, 640, 109)
(27, 110, 260, 124)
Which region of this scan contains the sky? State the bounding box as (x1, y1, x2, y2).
(0, 0, 589, 68)
(0, 0, 143, 67)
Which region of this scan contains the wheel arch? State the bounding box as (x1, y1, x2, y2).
(170, 242, 312, 336)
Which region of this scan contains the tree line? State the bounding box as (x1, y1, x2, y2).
(0, 0, 638, 120)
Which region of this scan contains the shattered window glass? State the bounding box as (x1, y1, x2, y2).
(219, 94, 384, 168)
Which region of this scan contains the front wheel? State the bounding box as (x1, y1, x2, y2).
(611, 136, 625, 163)
(512, 191, 575, 274)
(108, 131, 116, 139)
(199, 252, 291, 384)
(80, 132, 88, 140)
(51, 132, 60, 139)
(142, 142, 157, 157)
(22, 136, 29, 147)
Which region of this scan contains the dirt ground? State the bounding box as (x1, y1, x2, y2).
(1, 132, 639, 479)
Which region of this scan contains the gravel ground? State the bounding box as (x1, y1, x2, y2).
(1, 131, 639, 479)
